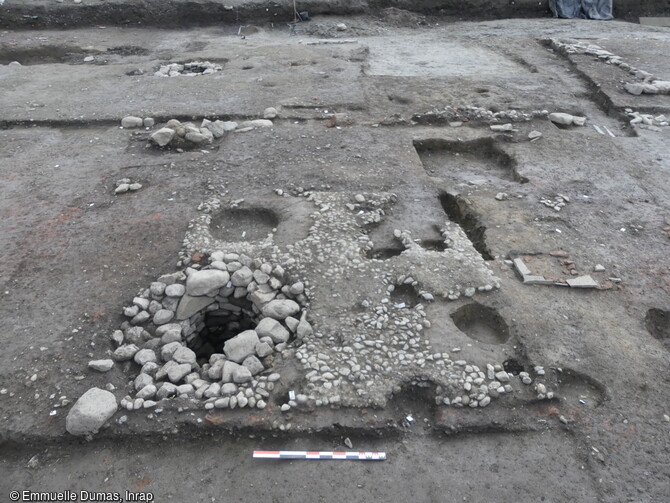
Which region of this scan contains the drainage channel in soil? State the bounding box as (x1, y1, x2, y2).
(439, 191, 494, 261)
(414, 137, 528, 184)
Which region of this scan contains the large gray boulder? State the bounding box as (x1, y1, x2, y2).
(66, 388, 117, 436)
(223, 330, 259, 363)
(255, 317, 290, 343)
(262, 300, 300, 320)
(186, 270, 230, 296)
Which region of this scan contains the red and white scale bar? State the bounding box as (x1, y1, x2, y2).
(253, 450, 386, 461)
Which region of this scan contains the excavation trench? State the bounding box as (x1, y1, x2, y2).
(439, 191, 494, 261)
(414, 137, 528, 184)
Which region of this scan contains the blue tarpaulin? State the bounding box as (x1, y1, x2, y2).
(549, 0, 613, 20)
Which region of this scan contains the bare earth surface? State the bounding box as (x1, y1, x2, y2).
(0, 8, 669, 503)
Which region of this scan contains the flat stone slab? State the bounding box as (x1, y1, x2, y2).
(566, 275, 598, 288)
(176, 294, 216, 320)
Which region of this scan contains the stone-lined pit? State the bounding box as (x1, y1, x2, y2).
(154, 60, 224, 77)
(85, 250, 314, 423)
(187, 296, 260, 362)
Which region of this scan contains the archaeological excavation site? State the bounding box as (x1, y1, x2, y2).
(0, 0, 669, 501)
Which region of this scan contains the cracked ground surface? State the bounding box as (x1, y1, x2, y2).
(1, 12, 670, 503)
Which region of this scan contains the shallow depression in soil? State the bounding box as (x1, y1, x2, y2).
(451, 303, 510, 345)
(210, 207, 279, 242)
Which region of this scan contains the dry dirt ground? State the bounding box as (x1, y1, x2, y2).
(1, 7, 669, 503)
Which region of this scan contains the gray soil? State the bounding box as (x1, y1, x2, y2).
(1, 6, 670, 503)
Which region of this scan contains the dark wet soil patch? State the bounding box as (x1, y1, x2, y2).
(645, 308, 670, 347)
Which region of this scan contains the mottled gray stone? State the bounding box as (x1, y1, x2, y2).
(223, 330, 259, 363)
(161, 341, 183, 362)
(133, 349, 157, 366)
(153, 309, 174, 325)
(156, 382, 177, 400)
(66, 388, 117, 436)
(172, 346, 196, 366)
(112, 344, 139, 362)
(242, 355, 264, 375)
(167, 363, 192, 383)
(262, 300, 300, 320)
(165, 284, 186, 297)
(255, 317, 290, 343)
(231, 266, 254, 287)
(186, 270, 230, 296)
(232, 366, 253, 383)
(88, 359, 114, 372)
(221, 360, 241, 383)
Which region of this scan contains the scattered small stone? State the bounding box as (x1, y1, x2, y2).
(88, 359, 114, 372)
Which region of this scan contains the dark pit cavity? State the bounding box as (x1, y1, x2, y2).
(106, 45, 149, 56)
(413, 137, 528, 183)
(451, 303, 510, 344)
(503, 358, 525, 375)
(365, 245, 404, 260)
(210, 208, 280, 242)
(645, 308, 670, 347)
(557, 369, 607, 407)
(0, 45, 92, 65)
(419, 238, 447, 252)
(390, 284, 419, 308)
(387, 380, 437, 426)
(439, 191, 494, 260)
(187, 297, 260, 362)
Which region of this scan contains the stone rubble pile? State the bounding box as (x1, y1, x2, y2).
(114, 178, 142, 194)
(549, 112, 586, 127)
(540, 194, 570, 212)
(625, 109, 669, 131)
(149, 117, 275, 148)
(550, 39, 670, 96)
(121, 116, 155, 129)
(413, 106, 548, 126)
(96, 252, 311, 414)
(154, 61, 222, 77)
